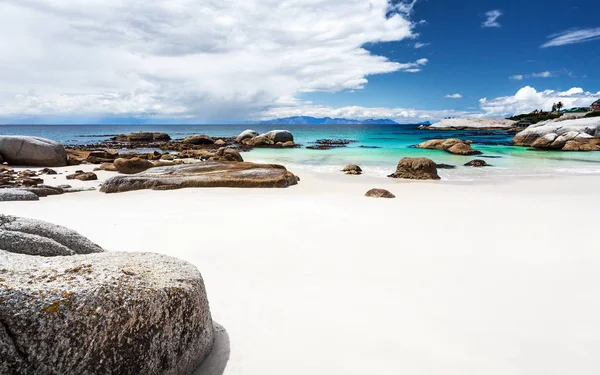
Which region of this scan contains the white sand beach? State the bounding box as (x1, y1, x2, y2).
(3, 164, 600, 375)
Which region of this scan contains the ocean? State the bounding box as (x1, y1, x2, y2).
(1, 124, 599, 181)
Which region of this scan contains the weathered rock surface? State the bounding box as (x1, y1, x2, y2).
(0, 136, 67, 167)
(0, 215, 105, 256)
(0, 189, 39, 202)
(183, 135, 215, 145)
(464, 159, 490, 167)
(236, 130, 259, 143)
(0, 217, 214, 375)
(365, 188, 395, 198)
(342, 165, 362, 175)
(388, 157, 440, 180)
(114, 157, 154, 174)
(513, 117, 600, 151)
(209, 148, 244, 163)
(101, 162, 299, 193)
(112, 132, 171, 142)
(416, 138, 482, 155)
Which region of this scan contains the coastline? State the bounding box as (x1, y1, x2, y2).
(3, 164, 600, 374)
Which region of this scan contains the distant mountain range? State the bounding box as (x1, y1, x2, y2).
(258, 116, 430, 125)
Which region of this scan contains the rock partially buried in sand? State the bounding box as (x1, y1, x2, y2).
(100, 162, 299, 193)
(388, 157, 440, 180)
(0, 188, 39, 202)
(0, 136, 67, 167)
(365, 188, 395, 198)
(464, 159, 490, 167)
(342, 165, 362, 175)
(66, 171, 98, 181)
(0, 215, 214, 375)
(114, 157, 154, 174)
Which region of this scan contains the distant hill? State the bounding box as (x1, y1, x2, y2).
(258, 116, 417, 125)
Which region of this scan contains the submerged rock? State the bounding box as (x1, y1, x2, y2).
(0, 215, 214, 375)
(0, 136, 67, 167)
(365, 188, 395, 198)
(388, 157, 440, 180)
(100, 162, 299, 193)
(464, 159, 491, 167)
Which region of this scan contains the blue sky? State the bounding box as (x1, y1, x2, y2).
(0, 0, 598, 124)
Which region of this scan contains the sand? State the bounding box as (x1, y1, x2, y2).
(3, 164, 600, 375)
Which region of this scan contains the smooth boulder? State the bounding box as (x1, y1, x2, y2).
(101, 162, 299, 193)
(0, 136, 67, 167)
(416, 138, 481, 155)
(114, 157, 153, 174)
(513, 117, 600, 151)
(265, 130, 294, 143)
(342, 165, 362, 175)
(236, 130, 259, 143)
(388, 157, 440, 180)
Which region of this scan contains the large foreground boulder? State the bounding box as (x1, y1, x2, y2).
(0, 136, 67, 167)
(101, 162, 299, 193)
(388, 157, 440, 180)
(0, 189, 39, 202)
(0, 215, 214, 375)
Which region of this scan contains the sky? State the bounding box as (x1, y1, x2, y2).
(0, 0, 599, 124)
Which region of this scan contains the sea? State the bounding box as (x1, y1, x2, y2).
(1, 124, 599, 181)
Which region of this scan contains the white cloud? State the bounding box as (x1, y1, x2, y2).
(532, 71, 552, 78)
(261, 104, 477, 123)
(542, 27, 600, 48)
(261, 86, 599, 122)
(445, 93, 462, 99)
(509, 75, 524, 80)
(0, 0, 424, 122)
(479, 86, 599, 117)
(482, 10, 502, 28)
(414, 42, 430, 49)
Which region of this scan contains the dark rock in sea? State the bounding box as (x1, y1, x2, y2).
(306, 139, 357, 150)
(0, 215, 214, 375)
(464, 159, 491, 167)
(436, 163, 456, 169)
(101, 162, 299, 193)
(183, 134, 215, 145)
(365, 188, 395, 198)
(388, 157, 440, 180)
(479, 155, 503, 159)
(359, 145, 382, 149)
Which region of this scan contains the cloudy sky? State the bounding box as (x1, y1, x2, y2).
(0, 0, 598, 124)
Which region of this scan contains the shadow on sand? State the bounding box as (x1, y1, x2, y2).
(194, 323, 230, 375)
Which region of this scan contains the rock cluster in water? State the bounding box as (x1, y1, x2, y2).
(513, 118, 600, 151)
(416, 138, 482, 156)
(0, 215, 215, 375)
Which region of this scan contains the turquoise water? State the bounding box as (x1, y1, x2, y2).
(1, 124, 599, 180)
